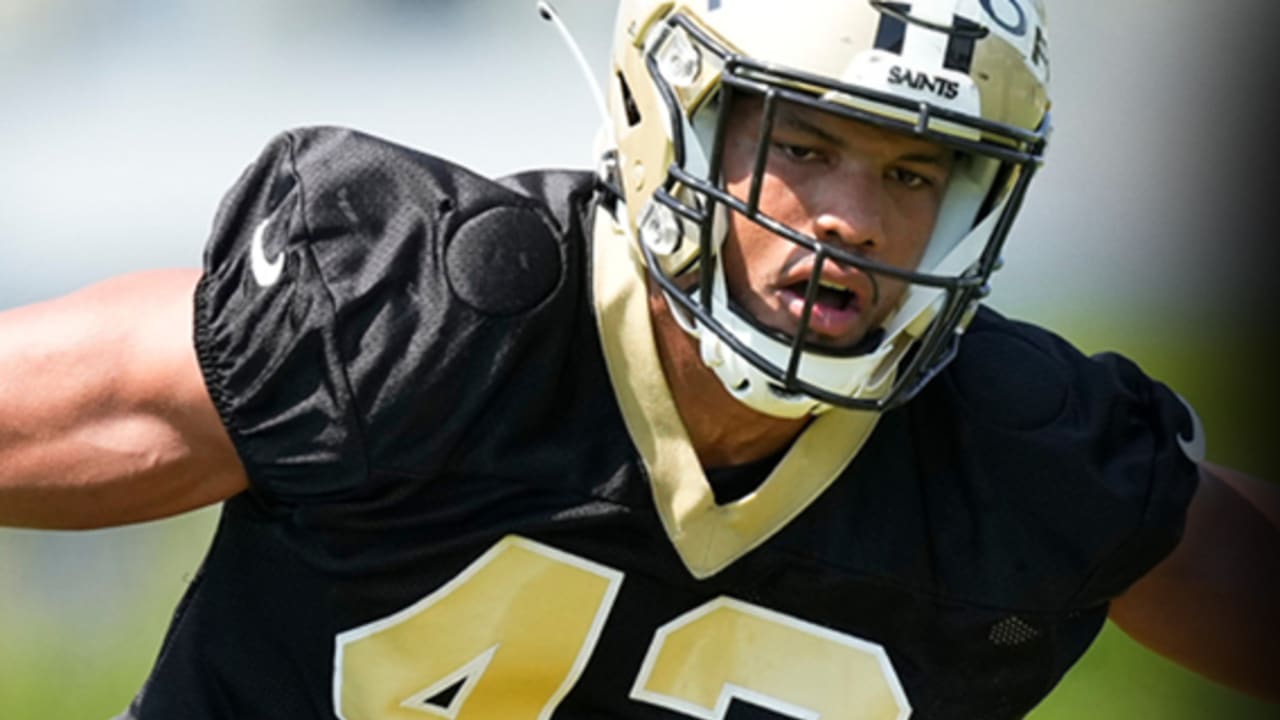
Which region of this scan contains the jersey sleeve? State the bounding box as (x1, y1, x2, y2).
(928, 308, 1202, 607)
(1066, 350, 1203, 605)
(193, 127, 574, 503)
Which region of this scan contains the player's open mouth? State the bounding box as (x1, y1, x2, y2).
(778, 280, 863, 339)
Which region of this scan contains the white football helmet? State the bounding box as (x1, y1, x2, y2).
(600, 0, 1051, 417)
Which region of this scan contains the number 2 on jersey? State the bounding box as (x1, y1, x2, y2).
(335, 536, 910, 719)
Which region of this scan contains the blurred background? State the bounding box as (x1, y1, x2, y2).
(1, 0, 1277, 717)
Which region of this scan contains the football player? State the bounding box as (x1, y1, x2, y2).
(0, 1, 1277, 718)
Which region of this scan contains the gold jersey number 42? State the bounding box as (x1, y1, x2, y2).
(334, 536, 910, 719)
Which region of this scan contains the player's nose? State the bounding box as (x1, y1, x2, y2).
(811, 168, 885, 258)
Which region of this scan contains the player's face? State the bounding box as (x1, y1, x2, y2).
(718, 98, 954, 349)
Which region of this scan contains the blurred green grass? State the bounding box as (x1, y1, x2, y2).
(0, 510, 218, 720)
(0, 309, 1275, 719)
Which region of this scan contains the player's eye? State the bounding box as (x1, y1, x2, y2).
(774, 142, 824, 164)
(887, 166, 932, 189)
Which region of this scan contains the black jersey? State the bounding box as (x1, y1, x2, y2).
(121, 127, 1198, 719)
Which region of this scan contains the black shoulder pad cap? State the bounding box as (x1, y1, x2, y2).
(911, 306, 1200, 607)
(944, 306, 1076, 431)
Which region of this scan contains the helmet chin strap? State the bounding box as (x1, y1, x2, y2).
(671, 254, 899, 419)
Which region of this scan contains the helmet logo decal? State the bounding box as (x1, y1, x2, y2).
(871, 2, 988, 74)
(871, 2, 990, 40)
(971, 0, 1051, 76)
(872, 2, 910, 54)
(888, 66, 961, 100)
(871, 1, 1048, 79)
(978, 0, 1026, 36)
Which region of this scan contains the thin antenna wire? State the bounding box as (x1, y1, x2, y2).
(536, 1, 614, 148)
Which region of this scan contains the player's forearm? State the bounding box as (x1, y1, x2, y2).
(0, 270, 247, 528)
(0, 387, 220, 528)
(1109, 465, 1280, 701)
(1207, 461, 1280, 531)
(0, 420, 196, 529)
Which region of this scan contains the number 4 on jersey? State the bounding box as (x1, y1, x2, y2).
(334, 536, 910, 719)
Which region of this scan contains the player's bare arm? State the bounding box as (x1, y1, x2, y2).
(0, 269, 246, 529)
(7, 2, 1277, 717)
(1109, 464, 1280, 701)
